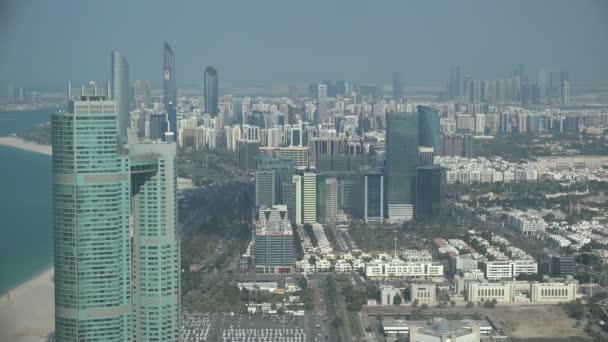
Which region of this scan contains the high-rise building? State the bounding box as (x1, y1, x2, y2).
(204, 66, 219, 116)
(129, 131, 180, 341)
(386, 112, 418, 221)
(292, 173, 318, 224)
(53, 83, 181, 341)
(417, 106, 440, 153)
(254, 205, 295, 274)
(7, 82, 15, 103)
(324, 177, 338, 224)
(254, 156, 294, 206)
(562, 81, 570, 106)
(474, 113, 486, 134)
(163, 42, 177, 140)
(237, 139, 260, 171)
(416, 165, 445, 220)
(363, 169, 384, 223)
(53, 86, 132, 341)
(448, 65, 461, 99)
(317, 84, 328, 124)
(255, 170, 276, 207)
(111, 50, 130, 139)
(392, 72, 402, 100)
(134, 80, 151, 109)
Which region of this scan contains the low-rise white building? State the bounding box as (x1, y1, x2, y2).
(484, 260, 538, 280)
(365, 260, 444, 279)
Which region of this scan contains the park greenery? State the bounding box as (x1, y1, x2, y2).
(177, 147, 250, 186)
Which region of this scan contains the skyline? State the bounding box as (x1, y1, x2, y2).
(1, 0, 608, 90)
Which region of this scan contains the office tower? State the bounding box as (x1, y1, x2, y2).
(363, 170, 384, 223)
(386, 112, 418, 221)
(254, 205, 295, 274)
(417, 105, 440, 152)
(255, 170, 276, 207)
(547, 255, 576, 276)
(204, 66, 219, 116)
(448, 65, 461, 98)
(392, 72, 402, 100)
(53, 85, 131, 341)
(111, 50, 130, 139)
(255, 156, 294, 205)
(134, 80, 151, 108)
(562, 81, 570, 106)
(416, 165, 445, 220)
(237, 139, 260, 171)
(148, 113, 168, 140)
(317, 84, 328, 124)
(129, 132, 180, 341)
(324, 178, 338, 223)
(163, 42, 177, 140)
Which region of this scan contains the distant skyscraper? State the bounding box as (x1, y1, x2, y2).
(134, 80, 151, 108)
(53, 85, 131, 341)
(562, 81, 570, 106)
(449, 65, 462, 98)
(204, 66, 219, 116)
(7, 82, 15, 104)
(417, 105, 440, 153)
(317, 84, 328, 124)
(392, 72, 402, 100)
(111, 50, 130, 139)
(386, 112, 418, 221)
(416, 165, 446, 220)
(163, 42, 177, 140)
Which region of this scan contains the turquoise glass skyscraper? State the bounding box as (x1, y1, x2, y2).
(53, 82, 180, 341)
(53, 84, 132, 341)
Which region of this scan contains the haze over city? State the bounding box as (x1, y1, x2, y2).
(2, 1, 608, 342)
(1, 0, 608, 89)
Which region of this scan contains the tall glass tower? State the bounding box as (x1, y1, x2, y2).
(53, 84, 132, 341)
(129, 132, 180, 341)
(163, 42, 176, 140)
(204, 66, 219, 116)
(386, 112, 418, 221)
(111, 50, 130, 140)
(54, 83, 180, 341)
(392, 72, 402, 100)
(417, 105, 440, 153)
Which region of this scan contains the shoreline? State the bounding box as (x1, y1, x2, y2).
(0, 267, 54, 342)
(0, 136, 52, 156)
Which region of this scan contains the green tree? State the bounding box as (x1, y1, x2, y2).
(393, 294, 402, 305)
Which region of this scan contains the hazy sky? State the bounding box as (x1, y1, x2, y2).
(1, 0, 608, 89)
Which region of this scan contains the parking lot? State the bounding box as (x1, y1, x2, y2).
(182, 313, 325, 342)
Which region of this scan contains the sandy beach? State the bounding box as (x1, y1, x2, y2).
(0, 267, 54, 342)
(0, 136, 52, 156)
